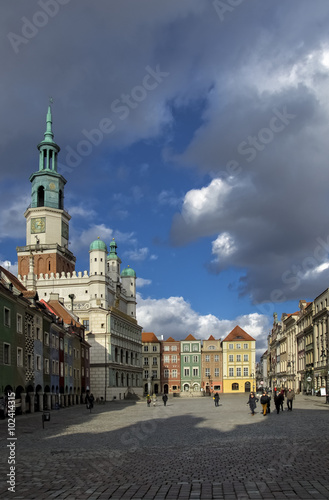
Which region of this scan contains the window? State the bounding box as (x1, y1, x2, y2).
(172, 369, 177, 377)
(214, 355, 219, 362)
(4, 343, 10, 364)
(45, 359, 49, 374)
(152, 346, 157, 352)
(152, 370, 157, 378)
(27, 323, 32, 338)
(208, 345, 215, 350)
(214, 368, 219, 377)
(244, 343, 248, 349)
(17, 347, 23, 367)
(81, 348, 84, 358)
(52, 360, 55, 374)
(27, 354, 32, 370)
(193, 355, 198, 363)
(74, 368, 76, 379)
(60, 338, 64, 350)
(144, 370, 149, 378)
(232, 383, 239, 390)
(172, 385, 178, 390)
(193, 368, 199, 376)
(36, 327, 41, 340)
(184, 356, 189, 363)
(229, 343, 233, 350)
(171, 346, 177, 351)
(214, 385, 221, 390)
(205, 368, 210, 377)
(244, 354, 249, 362)
(60, 362, 64, 377)
(229, 367, 234, 377)
(236, 343, 241, 349)
(86, 350, 89, 360)
(244, 367, 249, 376)
(205, 355, 210, 362)
(236, 354, 241, 362)
(36, 355, 41, 371)
(17, 314, 23, 333)
(164, 355, 169, 363)
(144, 346, 149, 352)
(164, 369, 169, 377)
(144, 357, 149, 365)
(152, 357, 157, 366)
(4, 307, 10, 327)
(184, 368, 190, 376)
(44, 332, 49, 345)
(82, 366, 85, 376)
(193, 344, 198, 352)
(172, 355, 177, 363)
(164, 346, 170, 351)
(236, 367, 241, 377)
(183, 345, 189, 352)
(229, 354, 234, 362)
(83, 320, 89, 330)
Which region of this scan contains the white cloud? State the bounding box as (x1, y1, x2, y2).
(181, 178, 231, 224)
(136, 293, 270, 355)
(66, 205, 96, 218)
(158, 190, 182, 208)
(137, 277, 152, 288)
(124, 247, 149, 262)
(212, 232, 237, 260)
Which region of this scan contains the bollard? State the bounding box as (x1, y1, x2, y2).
(42, 411, 50, 429)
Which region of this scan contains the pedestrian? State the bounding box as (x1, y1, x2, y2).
(146, 394, 151, 407)
(280, 389, 284, 411)
(266, 392, 271, 414)
(162, 394, 168, 406)
(274, 390, 284, 414)
(213, 392, 220, 407)
(247, 392, 258, 415)
(85, 392, 94, 411)
(260, 391, 270, 416)
(286, 388, 295, 411)
(152, 393, 157, 407)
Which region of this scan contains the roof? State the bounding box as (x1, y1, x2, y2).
(121, 266, 136, 278)
(208, 335, 215, 340)
(89, 237, 107, 252)
(44, 299, 82, 327)
(0, 265, 26, 292)
(165, 336, 176, 342)
(142, 332, 160, 343)
(223, 325, 255, 342)
(184, 334, 196, 341)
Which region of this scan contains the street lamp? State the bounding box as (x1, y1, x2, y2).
(251, 373, 255, 392)
(207, 374, 212, 396)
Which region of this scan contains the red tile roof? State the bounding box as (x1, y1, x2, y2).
(0, 266, 26, 292)
(165, 336, 176, 342)
(46, 299, 82, 327)
(223, 325, 255, 342)
(184, 334, 196, 341)
(142, 332, 160, 343)
(208, 335, 215, 340)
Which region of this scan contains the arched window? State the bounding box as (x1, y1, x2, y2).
(37, 186, 45, 207)
(232, 383, 239, 391)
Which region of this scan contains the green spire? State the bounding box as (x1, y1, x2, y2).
(43, 105, 54, 143)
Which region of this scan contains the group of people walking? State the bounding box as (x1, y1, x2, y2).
(247, 388, 295, 416)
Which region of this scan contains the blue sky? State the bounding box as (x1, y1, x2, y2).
(2, 1, 329, 356)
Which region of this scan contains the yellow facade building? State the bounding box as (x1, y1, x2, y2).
(222, 326, 256, 394)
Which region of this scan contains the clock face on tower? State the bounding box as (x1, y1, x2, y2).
(31, 217, 46, 234)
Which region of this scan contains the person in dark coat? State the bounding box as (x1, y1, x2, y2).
(162, 394, 168, 406)
(286, 388, 295, 411)
(280, 389, 284, 411)
(274, 390, 284, 414)
(214, 392, 220, 407)
(85, 392, 94, 411)
(247, 392, 258, 415)
(260, 391, 270, 416)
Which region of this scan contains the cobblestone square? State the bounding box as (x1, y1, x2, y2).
(1, 394, 329, 499)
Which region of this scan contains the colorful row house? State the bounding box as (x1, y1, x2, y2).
(0, 266, 90, 416)
(142, 328, 256, 395)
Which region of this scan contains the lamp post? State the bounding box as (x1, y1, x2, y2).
(207, 374, 212, 396)
(251, 373, 255, 392)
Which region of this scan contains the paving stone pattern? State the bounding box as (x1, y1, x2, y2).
(0, 395, 329, 499)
